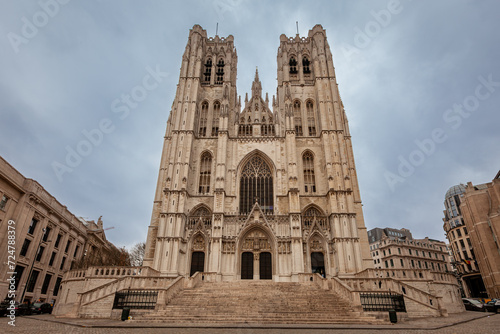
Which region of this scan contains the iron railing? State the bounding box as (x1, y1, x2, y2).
(360, 292, 406, 312)
(112, 290, 158, 310)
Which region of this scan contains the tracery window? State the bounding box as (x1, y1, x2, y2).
(198, 102, 208, 137)
(204, 58, 212, 82)
(261, 124, 275, 136)
(187, 206, 212, 229)
(239, 156, 273, 215)
(303, 151, 316, 193)
(293, 101, 303, 136)
(199, 152, 212, 194)
(302, 207, 326, 229)
(289, 57, 298, 74)
(211, 102, 220, 136)
(216, 59, 224, 84)
(303, 57, 311, 74)
(238, 124, 252, 137)
(306, 101, 316, 136)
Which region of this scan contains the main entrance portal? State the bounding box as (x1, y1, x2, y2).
(190, 251, 205, 276)
(241, 252, 254, 279)
(259, 252, 272, 279)
(311, 252, 325, 276)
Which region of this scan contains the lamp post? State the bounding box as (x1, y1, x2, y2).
(19, 227, 47, 304)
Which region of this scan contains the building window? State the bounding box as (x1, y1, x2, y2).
(303, 151, 316, 193)
(26, 270, 40, 292)
(53, 277, 62, 296)
(289, 57, 297, 74)
(74, 245, 80, 258)
(457, 229, 462, 237)
(306, 101, 316, 136)
(215, 59, 224, 84)
(41, 274, 52, 295)
(409, 249, 412, 255)
(302, 56, 310, 74)
(0, 195, 9, 211)
(400, 259, 404, 267)
(13, 265, 25, 291)
(20, 239, 31, 257)
(198, 152, 212, 194)
(390, 259, 394, 267)
(398, 248, 401, 254)
(49, 252, 57, 267)
(27, 218, 38, 235)
(60, 256, 66, 270)
(42, 227, 51, 242)
(385, 260, 388, 268)
(35, 246, 45, 262)
(211, 102, 220, 136)
(198, 102, 208, 137)
(203, 58, 212, 82)
(411, 259, 414, 267)
(65, 240, 72, 254)
(54, 234, 62, 248)
(293, 101, 303, 136)
(239, 155, 273, 215)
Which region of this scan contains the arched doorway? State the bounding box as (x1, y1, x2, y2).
(241, 252, 254, 279)
(190, 251, 205, 276)
(311, 252, 325, 277)
(259, 252, 272, 279)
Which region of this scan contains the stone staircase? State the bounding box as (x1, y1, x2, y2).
(135, 280, 385, 324)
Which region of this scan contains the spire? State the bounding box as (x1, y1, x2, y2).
(251, 67, 262, 97)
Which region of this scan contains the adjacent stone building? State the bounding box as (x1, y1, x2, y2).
(368, 227, 451, 274)
(0, 156, 116, 304)
(143, 24, 373, 280)
(459, 171, 500, 299)
(443, 184, 487, 297)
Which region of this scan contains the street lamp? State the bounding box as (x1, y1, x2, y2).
(19, 227, 49, 304)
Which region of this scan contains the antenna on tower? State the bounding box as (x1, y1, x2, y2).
(296, 21, 299, 35)
(216, 22, 219, 36)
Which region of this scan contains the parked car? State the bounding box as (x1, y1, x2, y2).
(0, 300, 10, 316)
(30, 302, 53, 314)
(484, 299, 500, 313)
(462, 298, 485, 312)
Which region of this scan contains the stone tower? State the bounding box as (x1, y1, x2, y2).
(144, 24, 373, 280)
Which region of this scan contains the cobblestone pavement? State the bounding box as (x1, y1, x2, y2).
(1, 312, 499, 334)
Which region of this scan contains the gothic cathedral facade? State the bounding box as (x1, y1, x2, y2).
(144, 24, 373, 280)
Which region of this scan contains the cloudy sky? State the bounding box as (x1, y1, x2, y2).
(1, 0, 499, 249)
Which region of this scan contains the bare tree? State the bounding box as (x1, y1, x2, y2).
(129, 242, 146, 267)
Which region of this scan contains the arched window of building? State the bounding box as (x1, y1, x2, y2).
(293, 100, 303, 136)
(239, 156, 273, 215)
(303, 56, 311, 74)
(199, 152, 212, 194)
(212, 102, 220, 136)
(187, 206, 212, 229)
(216, 59, 224, 84)
(303, 151, 316, 193)
(198, 102, 208, 137)
(289, 57, 297, 74)
(204, 58, 212, 82)
(306, 100, 316, 136)
(302, 206, 326, 229)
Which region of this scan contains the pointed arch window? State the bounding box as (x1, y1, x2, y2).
(216, 59, 224, 84)
(303, 151, 316, 193)
(306, 100, 316, 136)
(211, 102, 220, 136)
(198, 102, 208, 137)
(204, 58, 212, 82)
(289, 57, 298, 74)
(239, 156, 273, 215)
(303, 57, 311, 74)
(199, 152, 212, 194)
(302, 206, 326, 229)
(188, 206, 212, 230)
(293, 101, 303, 136)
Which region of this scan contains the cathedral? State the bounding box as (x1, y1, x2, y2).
(143, 24, 373, 280)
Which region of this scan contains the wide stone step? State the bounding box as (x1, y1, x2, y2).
(133, 281, 383, 324)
